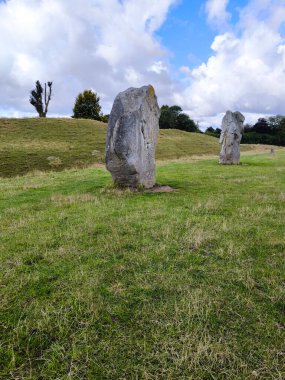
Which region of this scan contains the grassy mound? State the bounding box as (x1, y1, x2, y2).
(1, 151, 284, 379)
(0, 118, 222, 177)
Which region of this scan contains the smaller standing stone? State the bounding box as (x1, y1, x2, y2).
(219, 110, 245, 164)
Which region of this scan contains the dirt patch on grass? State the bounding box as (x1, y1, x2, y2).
(146, 185, 176, 193)
(102, 184, 176, 194)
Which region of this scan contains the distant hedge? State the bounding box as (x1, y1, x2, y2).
(205, 115, 285, 146)
(242, 132, 281, 145)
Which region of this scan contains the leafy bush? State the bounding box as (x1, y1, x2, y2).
(159, 105, 199, 132)
(72, 90, 102, 120)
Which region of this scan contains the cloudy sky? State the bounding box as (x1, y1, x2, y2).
(0, 0, 285, 128)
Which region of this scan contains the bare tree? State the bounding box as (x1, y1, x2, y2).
(30, 80, 53, 117)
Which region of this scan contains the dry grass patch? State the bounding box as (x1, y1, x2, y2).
(182, 222, 216, 251)
(191, 198, 222, 214)
(239, 205, 278, 219)
(50, 193, 100, 205)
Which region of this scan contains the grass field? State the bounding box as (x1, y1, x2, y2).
(0, 117, 259, 178)
(1, 149, 284, 379)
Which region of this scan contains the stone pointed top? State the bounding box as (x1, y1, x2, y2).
(114, 85, 156, 107)
(224, 110, 245, 121)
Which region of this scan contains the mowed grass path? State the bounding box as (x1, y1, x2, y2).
(1, 152, 285, 379)
(0, 118, 221, 177)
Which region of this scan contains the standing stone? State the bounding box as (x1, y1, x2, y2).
(106, 85, 160, 188)
(219, 110, 245, 164)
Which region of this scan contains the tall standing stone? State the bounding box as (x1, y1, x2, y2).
(219, 110, 245, 164)
(106, 85, 160, 188)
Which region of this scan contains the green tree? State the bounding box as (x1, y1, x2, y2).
(268, 115, 285, 130)
(159, 105, 178, 129)
(205, 127, 221, 138)
(177, 112, 197, 132)
(30, 80, 53, 118)
(72, 90, 101, 120)
(276, 117, 285, 145)
(159, 105, 199, 132)
(100, 114, 109, 123)
(252, 118, 271, 134)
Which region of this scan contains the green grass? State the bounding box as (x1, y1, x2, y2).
(1, 151, 284, 379)
(0, 118, 106, 177)
(0, 118, 222, 177)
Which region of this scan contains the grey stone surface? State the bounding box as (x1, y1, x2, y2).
(219, 110, 245, 164)
(106, 85, 160, 188)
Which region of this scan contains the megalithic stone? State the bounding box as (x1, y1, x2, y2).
(219, 110, 245, 164)
(106, 85, 160, 188)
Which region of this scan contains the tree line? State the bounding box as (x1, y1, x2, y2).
(29, 81, 285, 145)
(205, 116, 285, 146)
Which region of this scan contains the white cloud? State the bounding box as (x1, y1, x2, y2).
(148, 61, 168, 74)
(205, 0, 230, 27)
(0, 0, 178, 116)
(1, 0, 285, 129)
(176, 0, 285, 128)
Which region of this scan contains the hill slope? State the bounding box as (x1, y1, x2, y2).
(0, 118, 221, 177)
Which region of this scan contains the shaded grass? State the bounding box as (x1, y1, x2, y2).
(1, 151, 285, 379)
